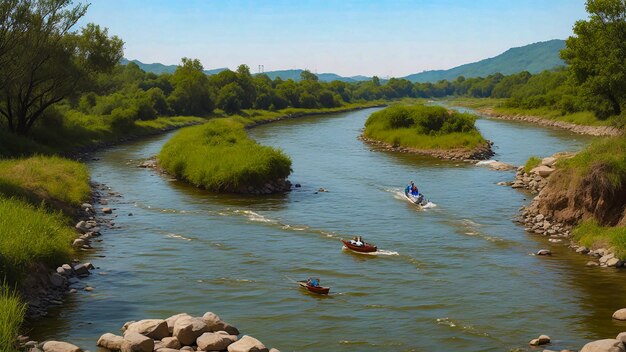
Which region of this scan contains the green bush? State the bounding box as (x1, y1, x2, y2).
(159, 118, 292, 192)
(364, 105, 486, 150)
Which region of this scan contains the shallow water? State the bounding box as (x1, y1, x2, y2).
(29, 107, 626, 351)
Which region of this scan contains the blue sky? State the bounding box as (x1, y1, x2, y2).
(79, 0, 588, 77)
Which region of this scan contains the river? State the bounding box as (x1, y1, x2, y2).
(29, 106, 626, 351)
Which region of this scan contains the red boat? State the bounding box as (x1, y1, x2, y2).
(298, 280, 330, 295)
(341, 239, 378, 253)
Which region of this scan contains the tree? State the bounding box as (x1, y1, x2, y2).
(167, 58, 214, 115)
(0, 0, 123, 134)
(300, 70, 318, 81)
(561, 0, 626, 118)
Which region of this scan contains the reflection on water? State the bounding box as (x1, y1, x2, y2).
(27, 107, 623, 352)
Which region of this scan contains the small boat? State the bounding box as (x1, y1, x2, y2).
(404, 189, 428, 206)
(341, 239, 378, 253)
(298, 279, 330, 295)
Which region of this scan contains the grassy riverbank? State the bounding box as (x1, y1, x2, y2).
(159, 118, 292, 193)
(0, 283, 27, 352)
(446, 97, 609, 127)
(363, 104, 487, 150)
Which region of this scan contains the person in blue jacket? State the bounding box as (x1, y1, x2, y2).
(406, 181, 419, 195)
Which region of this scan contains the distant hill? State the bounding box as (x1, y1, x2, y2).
(120, 58, 227, 75)
(403, 39, 566, 83)
(260, 69, 361, 83)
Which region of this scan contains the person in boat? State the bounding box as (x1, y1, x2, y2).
(350, 236, 358, 245)
(355, 236, 364, 247)
(410, 181, 419, 196)
(308, 278, 320, 287)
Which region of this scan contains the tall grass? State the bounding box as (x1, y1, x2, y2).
(0, 282, 26, 352)
(363, 104, 486, 150)
(0, 156, 90, 207)
(573, 220, 626, 259)
(558, 136, 626, 190)
(524, 156, 542, 173)
(0, 198, 75, 283)
(159, 118, 292, 192)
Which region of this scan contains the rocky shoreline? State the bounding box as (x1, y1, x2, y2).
(359, 134, 494, 161)
(19, 311, 279, 352)
(509, 155, 624, 268)
(480, 108, 623, 137)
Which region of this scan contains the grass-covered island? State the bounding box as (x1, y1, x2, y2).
(159, 118, 292, 194)
(362, 104, 493, 160)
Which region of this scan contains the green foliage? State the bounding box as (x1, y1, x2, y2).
(364, 105, 486, 150)
(561, 0, 626, 118)
(159, 119, 292, 192)
(0, 197, 75, 283)
(0, 282, 26, 352)
(573, 220, 626, 259)
(0, 156, 90, 207)
(524, 156, 542, 173)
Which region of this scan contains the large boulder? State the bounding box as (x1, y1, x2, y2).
(196, 332, 238, 351)
(202, 312, 240, 335)
(126, 319, 169, 340)
(97, 333, 124, 351)
(166, 313, 191, 334)
(121, 332, 154, 352)
(530, 165, 555, 178)
(542, 157, 557, 167)
(42, 341, 82, 352)
(173, 316, 209, 346)
(227, 335, 268, 352)
(614, 309, 626, 321)
(580, 339, 626, 352)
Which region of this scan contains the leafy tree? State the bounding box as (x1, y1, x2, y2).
(0, 0, 123, 134)
(217, 82, 244, 114)
(235, 64, 256, 108)
(300, 70, 318, 81)
(561, 0, 626, 117)
(167, 58, 214, 115)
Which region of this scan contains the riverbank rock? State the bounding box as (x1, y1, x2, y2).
(166, 313, 192, 334)
(613, 309, 626, 320)
(156, 337, 181, 350)
(126, 319, 169, 340)
(97, 333, 124, 350)
(173, 316, 209, 346)
(529, 335, 551, 346)
(121, 332, 153, 352)
(476, 160, 516, 171)
(537, 249, 552, 256)
(227, 335, 268, 352)
(202, 312, 240, 335)
(196, 332, 238, 351)
(580, 339, 626, 352)
(42, 341, 81, 352)
(530, 165, 555, 178)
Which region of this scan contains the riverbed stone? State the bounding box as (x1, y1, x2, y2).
(617, 332, 626, 344)
(160, 337, 181, 350)
(126, 319, 169, 340)
(614, 309, 626, 320)
(121, 332, 153, 352)
(103, 207, 113, 214)
(97, 333, 124, 351)
(42, 341, 82, 352)
(607, 258, 621, 267)
(580, 339, 625, 352)
(73, 264, 90, 276)
(166, 313, 192, 334)
(173, 316, 209, 346)
(227, 335, 268, 352)
(201, 312, 240, 335)
(531, 165, 555, 178)
(49, 273, 66, 287)
(542, 157, 557, 167)
(587, 261, 600, 267)
(196, 332, 237, 351)
(537, 249, 552, 256)
(268, 349, 280, 352)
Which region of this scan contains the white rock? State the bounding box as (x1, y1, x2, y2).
(173, 316, 209, 346)
(580, 339, 625, 352)
(97, 333, 124, 351)
(121, 332, 153, 352)
(541, 157, 557, 167)
(537, 249, 552, 256)
(607, 258, 621, 267)
(530, 165, 555, 178)
(42, 341, 81, 352)
(614, 309, 626, 321)
(196, 332, 237, 351)
(227, 335, 268, 352)
(166, 313, 192, 334)
(126, 319, 169, 340)
(160, 337, 181, 350)
(202, 312, 240, 335)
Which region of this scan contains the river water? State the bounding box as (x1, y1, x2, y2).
(29, 107, 626, 351)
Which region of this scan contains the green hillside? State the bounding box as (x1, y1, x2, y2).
(120, 58, 227, 75)
(403, 39, 565, 83)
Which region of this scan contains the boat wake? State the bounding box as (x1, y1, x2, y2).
(386, 188, 437, 209)
(166, 233, 193, 241)
(342, 246, 399, 256)
(436, 317, 492, 338)
(233, 210, 278, 223)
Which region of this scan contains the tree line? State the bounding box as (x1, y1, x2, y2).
(0, 0, 624, 136)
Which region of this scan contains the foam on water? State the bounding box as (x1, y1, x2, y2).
(166, 233, 193, 241)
